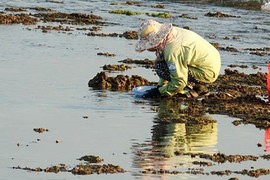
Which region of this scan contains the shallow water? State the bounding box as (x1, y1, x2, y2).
(0, 0, 270, 180)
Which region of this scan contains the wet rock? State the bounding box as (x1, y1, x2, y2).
(110, 1, 142, 6)
(250, 51, 268, 56)
(141, 168, 181, 175)
(102, 64, 131, 71)
(13, 166, 43, 172)
(97, 52, 116, 57)
(36, 25, 73, 33)
(5, 7, 27, 12)
(232, 120, 241, 126)
(219, 46, 239, 52)
(44, 164, 67, 173)
(87, 32, 118, 37)
(13, 164, 67, 173)
(0, 13, 39, 25)
(211, 43, 244, 53)
(122, 1, 142, 6)
(252, 65, 259, 69)
(76, 26, 101, 32)
(228, 64, 248, 68)
(192, 161, 213, 166)
(205, 12, 240, 18)
(46, 0, 64, 3)
(13, 156, 125, 175)
(210, 42, 220, 49)
(183, 152, 259, 164)
(146, 12, 172, 18)
(151, 4, 165, 9)
(33, 12, 103, 25)
(244, 47, 270, 56)
(179, 14, 198, 20)
(211, 170, 231, 176)
(261, 154, 270, 160)
(201, 69, 270, 129)
(141, 168, 207, 175)
(139, 151, 270, 177)
(86, 31, 138, 39)
(33, 128, 49, 133)
(234, 168, 270, 178)
(109, 10, 142, 16)
(88, 72, 150, 90)
(120, 31, 138, 39)
(182, 26, 191, 30)
(118, 58, 154, 68)
(4, 6, 53, 13)
(244, 47, 270, 52)
(71, 164, 125, 175)
(228, 178, 239, 180)
(78, 155, 103, 163)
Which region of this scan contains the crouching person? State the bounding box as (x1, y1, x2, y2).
(135, 19, 221, 98)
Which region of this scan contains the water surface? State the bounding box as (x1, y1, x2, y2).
(0, 0, 269, 180)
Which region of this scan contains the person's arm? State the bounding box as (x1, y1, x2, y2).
(158, 51, 188, 96)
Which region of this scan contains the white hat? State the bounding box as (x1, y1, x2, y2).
(135, 19, 172, 52)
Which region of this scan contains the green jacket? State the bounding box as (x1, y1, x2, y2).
(158, 27, 221, 96)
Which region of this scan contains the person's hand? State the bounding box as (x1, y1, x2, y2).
(142, 87, 161, 98)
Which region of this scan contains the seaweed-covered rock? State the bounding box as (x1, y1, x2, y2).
(102, 64, 131, 71)
(33, 127, 49, 133)
(78, 155, 103, 163)
(33, 12, 103, 25)
(0, 13, 39, 25)
(88, 72, 149, 90)
(121, 31, 138, 39)
(71, 164, 125, 175)
(119, 58, 154, 69)
(13, 155, 125, 175)
(201, 69, 270, 129)
(205, 11, 240, 18)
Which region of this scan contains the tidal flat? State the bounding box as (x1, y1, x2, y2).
(0, 0, 269, 180)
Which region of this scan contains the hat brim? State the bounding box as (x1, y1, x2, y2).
(135, 23, 172, 52)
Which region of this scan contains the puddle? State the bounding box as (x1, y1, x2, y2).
(0, 0, 269, 180)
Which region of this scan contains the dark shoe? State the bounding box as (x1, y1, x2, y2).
(176, 84, 208, 98)
(192, 84, 209, 96)
(175, 87, 198, 98)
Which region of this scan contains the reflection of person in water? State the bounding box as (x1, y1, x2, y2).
(131, 99, 218, 173)
(152, 99, 218, 156)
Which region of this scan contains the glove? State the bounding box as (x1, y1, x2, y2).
(142, 87, 161, 98)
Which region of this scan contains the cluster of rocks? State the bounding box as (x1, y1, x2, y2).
(205, 11, 241, 18)
(140, 167, 270, 178)
(88, 72, 151, 90)
(13, 155, 125, 175)
(88, 67, 270, 129)
(102, 64, 131, 71)
(0, 7, 103, 26)
(33, 12, 102, 25)
(0, 13, 38, 25)
(182, 152, 259, 163)
(139, 151, 270, 178)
